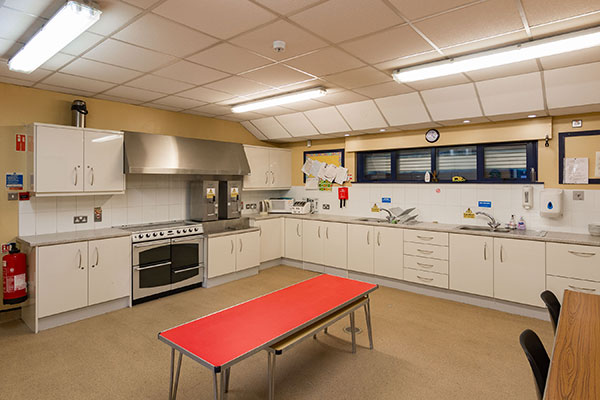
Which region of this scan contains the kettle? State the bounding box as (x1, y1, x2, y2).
(259, 200, 270, 215)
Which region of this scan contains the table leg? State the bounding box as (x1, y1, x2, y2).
(271, 353, 277, 400)
(364, 299, 374, 350)
(324, 327, 328, 334)
(213, 371, 219, 400)
(267, 353, 272, 400)
(225, 368, 231, 393)
(169, 349, 175, 400)
(173, 352, 182, 399)
(350, 311, 356, 354)
(219, 370, 226, 399)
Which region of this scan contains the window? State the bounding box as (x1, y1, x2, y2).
(356, 141, 537, 183)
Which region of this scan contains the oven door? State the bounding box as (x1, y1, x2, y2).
(132, 239, 172, 300)
(171, 235, 204, 290)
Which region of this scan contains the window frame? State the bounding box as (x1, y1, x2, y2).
(356, 141, 538, 183)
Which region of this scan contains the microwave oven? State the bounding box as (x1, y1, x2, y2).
(268, 198, 294, 214)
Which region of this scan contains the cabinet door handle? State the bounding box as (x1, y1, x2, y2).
(239, 238, 243, 253)
(73, 166, 78, 186)
(92, 247, 99, 268)
(265, 171, 269, 184)
(318, 226, 321, 239)
(271, 171, 275, 184)
(417, 248, 433, 254)
(417, 275, 434, 282)
(377, 231, 381, 246)
(296, 223, 301, 237)
(326, 226, 329, 239)
(90, 167, 94, 186)
(568, 285, 596, 292)
(568, 250, 596, 257)
(259, 227, 262, 237)
(500, 245, 504, 263)
(77, 249, 82, 270)
(416, 262, 433, 268)
(417, 235, 434, 241)
(484, 242, 487, 261)
(367, 230, 370, 245)
(230, 240, 234, 254)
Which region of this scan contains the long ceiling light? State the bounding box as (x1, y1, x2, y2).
(8, 1, 101, 73)
(231, 87, 327, 113)
(393, 26, 600, 83)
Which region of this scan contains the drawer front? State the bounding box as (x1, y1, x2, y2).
(547, 242, 600, 281)
(404, 255, 448, 274)
(546, 275, 600, 303)
(404, 268, 448, 289)
(404, 242, 448, 260)
(404, 229, 448, 246)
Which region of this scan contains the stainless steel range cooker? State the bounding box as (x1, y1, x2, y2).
(120, 221, 205, 304)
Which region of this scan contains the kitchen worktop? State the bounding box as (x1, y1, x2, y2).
(17, 228, 131, 247)
(251, 213, 600, 247)
(205, 227, 260, 238)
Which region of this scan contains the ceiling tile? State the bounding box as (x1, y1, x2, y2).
(404, 74, 470, 91)
(240, 121, 268, 141)
(487, 111, 548, 122)
(254, 106, 296, 116)
(440, 30, 529, 58)
(182, 109, 213, 117)
(60, 58, 142, 84)
(0, 37, 15, 58)
(540, 47, 600, 71)
(544, 62, 600, 109)
(230, 20, 327, 61)
(84, 39, 176, 72)
(387, 0, 475, 21)
(420, 83, 483, 121)
(145, 103, 183, 112)
(281, 99, 329, 112)
(464, 60, 539, 81)
(353, 81, 413, 98)
(95, 93, 143, 104)
(231, 111, 267, 120)
(521, 0, 600, 26)
(284, 47, 364, 77)
(340, 25, 434, 64)
(275, 113, 319, 137)
(102, 85, 164, 102)
(250, 117, 291, 139)
(215, 114, 244, 122)
(317, 90, 369, 105)
(240, 64, 314, 87)
(336, 100, 387, 130)
(177, 86, 233, 103)
(35, 83, 96, 97)
(113, 13, 218, 57)
(187, 43, 272, 74)
(253, 0, 322, 15)
(40, 53, 75, 71)
(436, 116, 490, 126)
(122, 0, 160, 9)
(153, 60, 230, 85)
(61, 32, 104, 56)
(324, 66, 391, 89)
(0, 62, 51, 82)
(375, 92, 431, 126)
(204, 76, 272, 96)
(153, 96, 206, 109)
(414, 0, 523, 48)
(40, 72, 115, 93)
(0, 7, 40, 41)
(475, 72, 544, 116)
(3, 0, 57, 16)
(528, 13, 600, 38)
(0, 75, 34, 87)
(154, 0, 276, 39)
(126, 75, 194, 94)
(304, 106, 351, 133)
(88, 0, 142, 36)
(374, 51, 442, 72)
(191, 104, 231, 116)
(290, 0, 403, 43)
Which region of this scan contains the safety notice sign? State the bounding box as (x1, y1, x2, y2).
(5, 173, 23, 190)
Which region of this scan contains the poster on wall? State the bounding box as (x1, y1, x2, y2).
(563, 157, 588, 184)
(302, 149, 345, 190)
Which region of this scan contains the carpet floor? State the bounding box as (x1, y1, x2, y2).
(0, 266, 554, 399)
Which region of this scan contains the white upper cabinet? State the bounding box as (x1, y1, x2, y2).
(243, 145, 291, 190)
(29, 123, 124, 196)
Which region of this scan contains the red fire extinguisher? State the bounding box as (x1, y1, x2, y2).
(3, 243, 28, 305)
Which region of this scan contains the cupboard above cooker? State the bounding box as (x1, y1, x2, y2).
(26, 123, 125, 196)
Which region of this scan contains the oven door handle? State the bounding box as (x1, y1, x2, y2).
(173, 266, 202, 274)
(134, 261, 171, 271)
(171, 235, 204, 244)
(133, 239, 172, 249)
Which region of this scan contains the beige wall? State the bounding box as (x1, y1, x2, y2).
(0, 82, 268, 310)
(283, 113, 600, 189)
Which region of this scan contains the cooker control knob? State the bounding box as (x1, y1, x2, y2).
(177, 230, 181, 234)
(194, 227, 199, 232)
(145, 233, 151, 238)
(182, 229, 187, 233)
(153, 232, 158, 237)
(160, 232, 164, 236)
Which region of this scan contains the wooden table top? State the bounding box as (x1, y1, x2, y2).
(545, 290, 600, 399)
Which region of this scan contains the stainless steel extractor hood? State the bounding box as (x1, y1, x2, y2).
(124, 131, 250, 175)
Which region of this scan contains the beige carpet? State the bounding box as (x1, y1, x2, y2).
(0, 266, 553, 399)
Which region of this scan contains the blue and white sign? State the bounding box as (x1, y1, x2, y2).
(478, 201, 492, 208)
(5, 173, 23, 190)
(381, 197, 392, 203)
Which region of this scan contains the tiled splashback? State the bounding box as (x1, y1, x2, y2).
(280, 184, 600, 234)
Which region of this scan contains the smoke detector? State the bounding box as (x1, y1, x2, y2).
(273, 40, 286, 53)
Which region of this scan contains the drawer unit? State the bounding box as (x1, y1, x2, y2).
(546, 243, 600, 282)
(404, 242, 448, 260)
(404, 268, 449, 289)
(404, 230, 448, 246)
(404, 255, 448, 275)
(546, 275, 600, 303)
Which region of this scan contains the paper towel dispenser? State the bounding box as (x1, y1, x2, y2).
(540, 189, 563, 218)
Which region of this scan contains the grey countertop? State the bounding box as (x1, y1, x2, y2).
(251, 213, 600, 247)
(205, 227, 260, 238)
(17, 228, 131, 247)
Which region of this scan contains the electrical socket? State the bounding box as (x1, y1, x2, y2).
(250, 203, 257, 209)
(7, 193, 18, 201)
(322, 203, 330, 210)
(573, 191, 584, 201)
(74, 216, 88, 224)
(245, 204, 252, 209)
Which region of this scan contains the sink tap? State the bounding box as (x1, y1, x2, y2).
(476, 211, 501, 230)
(379, 208, 395, 223)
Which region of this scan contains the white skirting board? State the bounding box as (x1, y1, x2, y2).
(260, 258, 549, 321)
(204, 266, 259, 288)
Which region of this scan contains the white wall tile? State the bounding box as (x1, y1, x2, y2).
(112, 208, 127, 226)
(19, 213, 36, 236)
(127, 207, 142, 224)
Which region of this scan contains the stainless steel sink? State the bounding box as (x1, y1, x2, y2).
(457, 225, 510, 232)
(354, 217, 390, 223)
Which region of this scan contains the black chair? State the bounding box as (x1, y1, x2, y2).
(540, 290, 561, 334)
(519, 329, 550, 400)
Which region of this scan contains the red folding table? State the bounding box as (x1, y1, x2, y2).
(158, 274, 378, 399)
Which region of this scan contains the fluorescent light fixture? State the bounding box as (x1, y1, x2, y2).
(8, 1, 101, 73)
(231, 87, 326, 113)
(393, 27, 600, 83)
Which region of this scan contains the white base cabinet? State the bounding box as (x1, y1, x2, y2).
(257, 219, 283, 262)
(449, 234, 494, 297)
(284, 218, 303, 260)
(373, 227, 403, 280)
(347, 225, 374, 274)
(236, 231, 260, 271)
(87, 237, 131, 306)
(208, 231, 260, 278)
(302, 220, 346, 269)
(493, 237, 545, 307)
